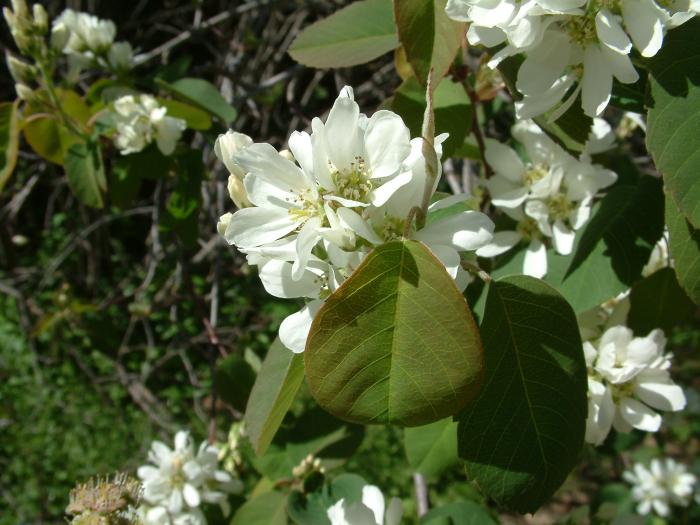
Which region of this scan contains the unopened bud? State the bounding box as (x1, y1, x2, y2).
(6, 53, 35, 83)
(227, 174, 251, 209)
(10, 0, 29, 18)
(11, 234, 28, 246)
(3, 8, 17, 31)
(11, 29, 32, 55)
(15, 82, 33, 101)
(50, 22, 70, 51)
(217, 212, 233, 237)
(32, 4, 48, 33)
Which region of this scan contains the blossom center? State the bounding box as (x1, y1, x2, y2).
(331, 156, 373, 203)
(523, 165, 547, 187)
(377, 216, 405, 242)
(546, 193, 573, 220)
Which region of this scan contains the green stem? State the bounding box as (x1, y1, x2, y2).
(37, 62, 87, 139)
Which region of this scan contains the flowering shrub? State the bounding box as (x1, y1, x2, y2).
(1, 0, 700, 524)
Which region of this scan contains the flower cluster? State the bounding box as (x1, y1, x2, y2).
(52, 8, 133, 73)
(137, 430, 242, 525)
(624, 458, 697, 517)
(583, 326, 686, 445)
(327, 484, 403, 525)
(217, 87, 495, 353)
(445, 0, 699, 118)
(475, 119, 617, 277)
(66, 473, 142, 525)
(112, 95, 186, 156)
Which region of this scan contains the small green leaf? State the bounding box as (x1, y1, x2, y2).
(458, 276, 587, 513)
(646, 18, 700, 228)
(23, 89, 90, 165)
(392, 76, 472, 158)
(216, 353, 257, 412)
(665, 193, 700, 304)
(0, 100, 20, 192)
(160, 150, 203, 248)
(404, 417, 459, 479)
(305, 240, 483, 427)
(393, 0, 464, 86)
(628, 268, 695, 335)
(159, 78, 236, 124)
(64, 141, 106, 208)
(244, 338, 305, 456)
(288, 0, 398, 68)
(231, 490, 287, 525)
(159, 98, 212, 130)
(420, 501, 497, 525)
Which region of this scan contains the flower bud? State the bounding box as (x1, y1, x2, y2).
(278, 149, 294, 161)
(32, 3, 48, 33)
(15, 82, 34, 101)
(227, 174, 251, 209)
(107, 41, 133, 70)
(3, 7, 17, 31)
(50, 22, 70, 51)
(11, 28, 33, 55)
(217, 212, 233, 237)
(214, 130, 252, 179)
(6, 53, 35, 83)
(10, 0, 28, 18)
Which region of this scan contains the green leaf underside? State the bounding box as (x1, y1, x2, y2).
(393, 0, 464, 86)
(420, 501, 497, 525)
(0, 100, 20, 192)
(305, 240, 482, 427)
(288, 0, 398, 68)
(64, 142, 106, 208)
(628, 268, 695, 335)
(244, 338, 305, 456)
(665, 193, 700, 304)
(231, 490, 287, 525)
(404, 417, 459, 478)
(647, 18, 700, 228)
(159, 77, 237, 124)
(458, 276, 587, 513)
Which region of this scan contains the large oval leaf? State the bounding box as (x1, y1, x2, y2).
(404, 417, 459, 479)
(647, 18, 700, 228)
(244, 338, 305, 455)
(231, 490, 287, 525)
(305, 240, 483, 427)
(288, 0, 398, 68)
(665, 193, 700, 304)
(457, 275, 587, 513)
(628, 268, 695, 334)
(64, 141, 106, 208)
(394, 0, 464, 86)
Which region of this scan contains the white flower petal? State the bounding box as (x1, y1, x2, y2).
(224, 206, 298, 248)
(365, 111, 411, 179)
(337, 207, 383, 245)
(596, 9, 632, 53)
(476, 230, 522, 257)
(259, 259, 323, 299)
(415, 211, 494, 252)
(635, 378, 686, 412)
(288, 131, 315, 179)
(622, 0, 668, 57)
(324, 93, 363, 171)
(485, 140, 525, 183)
(235, 143, 312, 194)
(618, 397, 662, 432)
(362, 485, 385, 525)
(552, 220, 576, 255)
(279, 299, 324, 353)
(183, 483, 201, 508)
(516, 31, 571, 95)
(582, 45, 613, 117)
(292, 217, 322, 280)
(523, 238, 547, 278)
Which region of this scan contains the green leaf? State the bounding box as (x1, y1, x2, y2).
(159, 98, 212, 130)
(160, 150, 203, 248)
(244, 338, 305, 455)
(420, 501, 497, 525)
(216, 353, 257, 412)
(534, 97, 592, 153)
(393, 0, 464, 86)
(665, 193, 700, 304)
(231, 490, 287, 525)
(110, 145, 172, 208)
(392, 76, 472, 158)
(64, 141, 106, 208)
(288, 0, 398, 68)
(544, 177, 664, 312)
(305, 240, 483, 427)
(646, 18, 700, 227)
(628, 268, 695, 335)
(23, 90, 90, 165)
(159, 78, 237, 124)
(0, 100, 20, 192)
(457, 275, 587, 513)
(288, 474, 368, 525)
(404, 417, 459, 479)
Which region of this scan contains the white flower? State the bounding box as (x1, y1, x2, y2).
(583, 326, 686, 444)
(219, 86, 494, 353)
(137, 430, 242, 524)
(215, 130, 254, 209)
(447, 0, 699, 118)
(113, 95, 186, 156)
(475, 120, 616, 277)
(53, 9, 116, 55)
(642, 229, 671, 277)
(623, 458, 697, 517)
(108, 41, 134, 70)
(327, 485, 403, 525)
